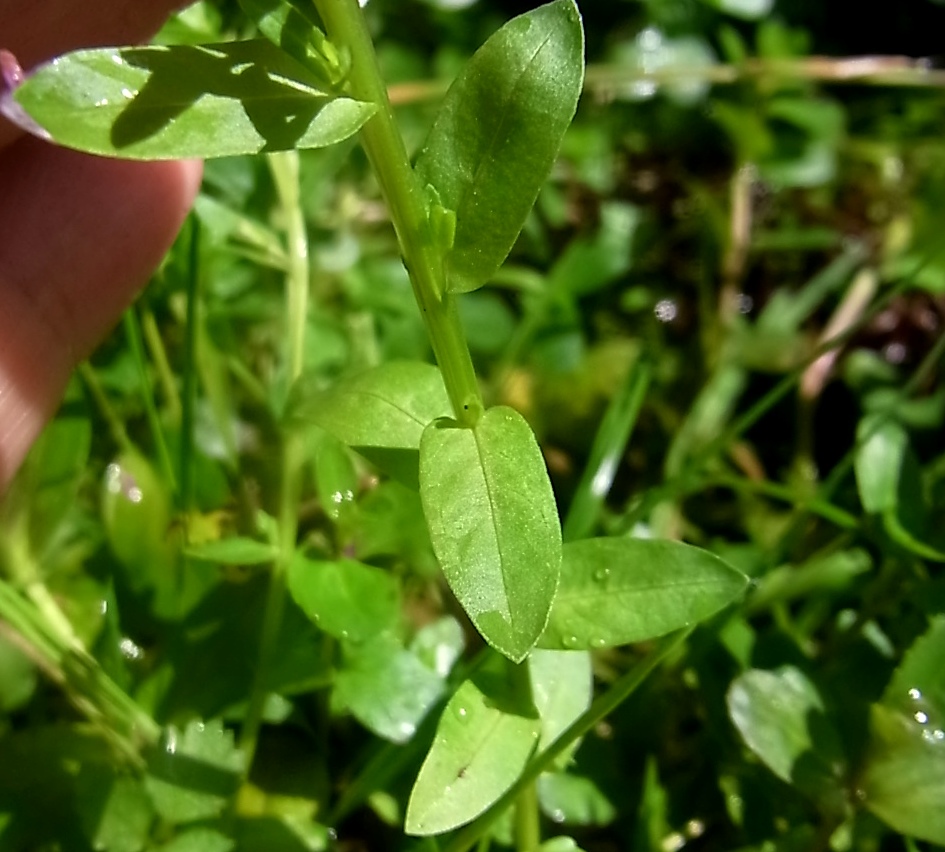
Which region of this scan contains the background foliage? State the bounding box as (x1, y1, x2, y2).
(3, 0, 945, 849)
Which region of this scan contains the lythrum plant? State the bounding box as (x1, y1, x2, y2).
(0, 0, 748, 847)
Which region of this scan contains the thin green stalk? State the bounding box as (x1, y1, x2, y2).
(563, 356, 652, 541)
(77, 362, 132, 453)
(240, 152, 309, 768)
(179, 216, 201, 516)
(445, 630, 690, 852)
(269, 152, 309, 385)
(514, 782, 540, 852)
(0, 580, 160, 756)
(124, 308, 177, 495)
(140, 302, 183, 425)
(311, 0, 482, 425)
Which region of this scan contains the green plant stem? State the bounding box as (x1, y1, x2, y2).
(269, 152, 309, 385)
(445, 630, 691, 852)
(179, 216, 200, 516)
(124, 309, 178, 495)
(240, 153, 309, 769)
(77, 362, 133, 453)
(0, 579, 160, 758)
(311, 0, 482, 425)
(140, 301, 183, 425)
(563, 355, 652, 541)
(514, 782, 540, 852)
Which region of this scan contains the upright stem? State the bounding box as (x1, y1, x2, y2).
(311, 0, 483, 425)
(240, 152, 308, 767)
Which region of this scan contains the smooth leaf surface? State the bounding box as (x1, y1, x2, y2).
(727, 666, 846, 801)
(405, 666, 540, 835)
(529, 648, 592, 765)
(287, 555, 400, 643)
(12, 40, 374, 159)
(420, 406, 561, 662)
(538, 772, 617, 827)
(334, 633, 444, 744)
(292, 362, 451, 487)
(883, 617, 945, 718)
(414, 0, 585, 293)
(855, 413, 908, 514)
(860, 703, 945, 844)
(538, 537, 747, 650)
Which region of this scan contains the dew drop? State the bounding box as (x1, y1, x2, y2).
(655, 298, 678, 323)
(909, 687, 922, 701)
(593, 567, 611, 583)
(165, 728, 178, 755)
(94, 98, 109, 107)
(550, 808, 566, 824)
(397, 720, 416, 739)
(592, 637, 608, 649)
(119, 636, 144, 661)
(562, 635, 581, 649)
(915, 710, 929, 725)
(457, 706, 467, 718)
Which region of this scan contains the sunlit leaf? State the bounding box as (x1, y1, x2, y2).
(420, 406, 561, 662)
(11, 40, 375, 159)
(405, 663, 540, 835)
(538, 537, 747, 650)
(860, 703, 945, 844)
(291, 362, 451, 488)
(539, 772, 616, 827)
(415, 0, 584, 293)
(334, 633, 444, 744)
(529, 648, 592, 766)
(727, 666, 846, 802)
(287, 554, 400, 643)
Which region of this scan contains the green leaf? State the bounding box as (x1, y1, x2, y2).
(291, 362, 451, 488)
(334, 633, 444, 743)
(0, 634, 37, 714)
(75, 768, 153, 852)
(540, 839, 587, 852)
(405, 664, 540, 835)
(185, 537, 278, 565)
(727, 666, 846, 802)
(420, 406, 562, 662)
(529, 649, 592, 765)
(860, 703, 945, 844)
(537, 538, 747, 651)
(539, 772, 616, 827)
(237, 0, 346, 89)
(151, 828, 236, 852)
(145, 720, 244, 825)
(414, 0, 585, 293)
(12, 40, 375, 159)
(882, 617, 945, 718)
(855, 414, 945, 561)
(23, 415, 91, 558)
(855, 413, 908, 515)
(287, 555, 400, 643)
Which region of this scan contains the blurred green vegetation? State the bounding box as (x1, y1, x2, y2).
(4, 0, 945, 849)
